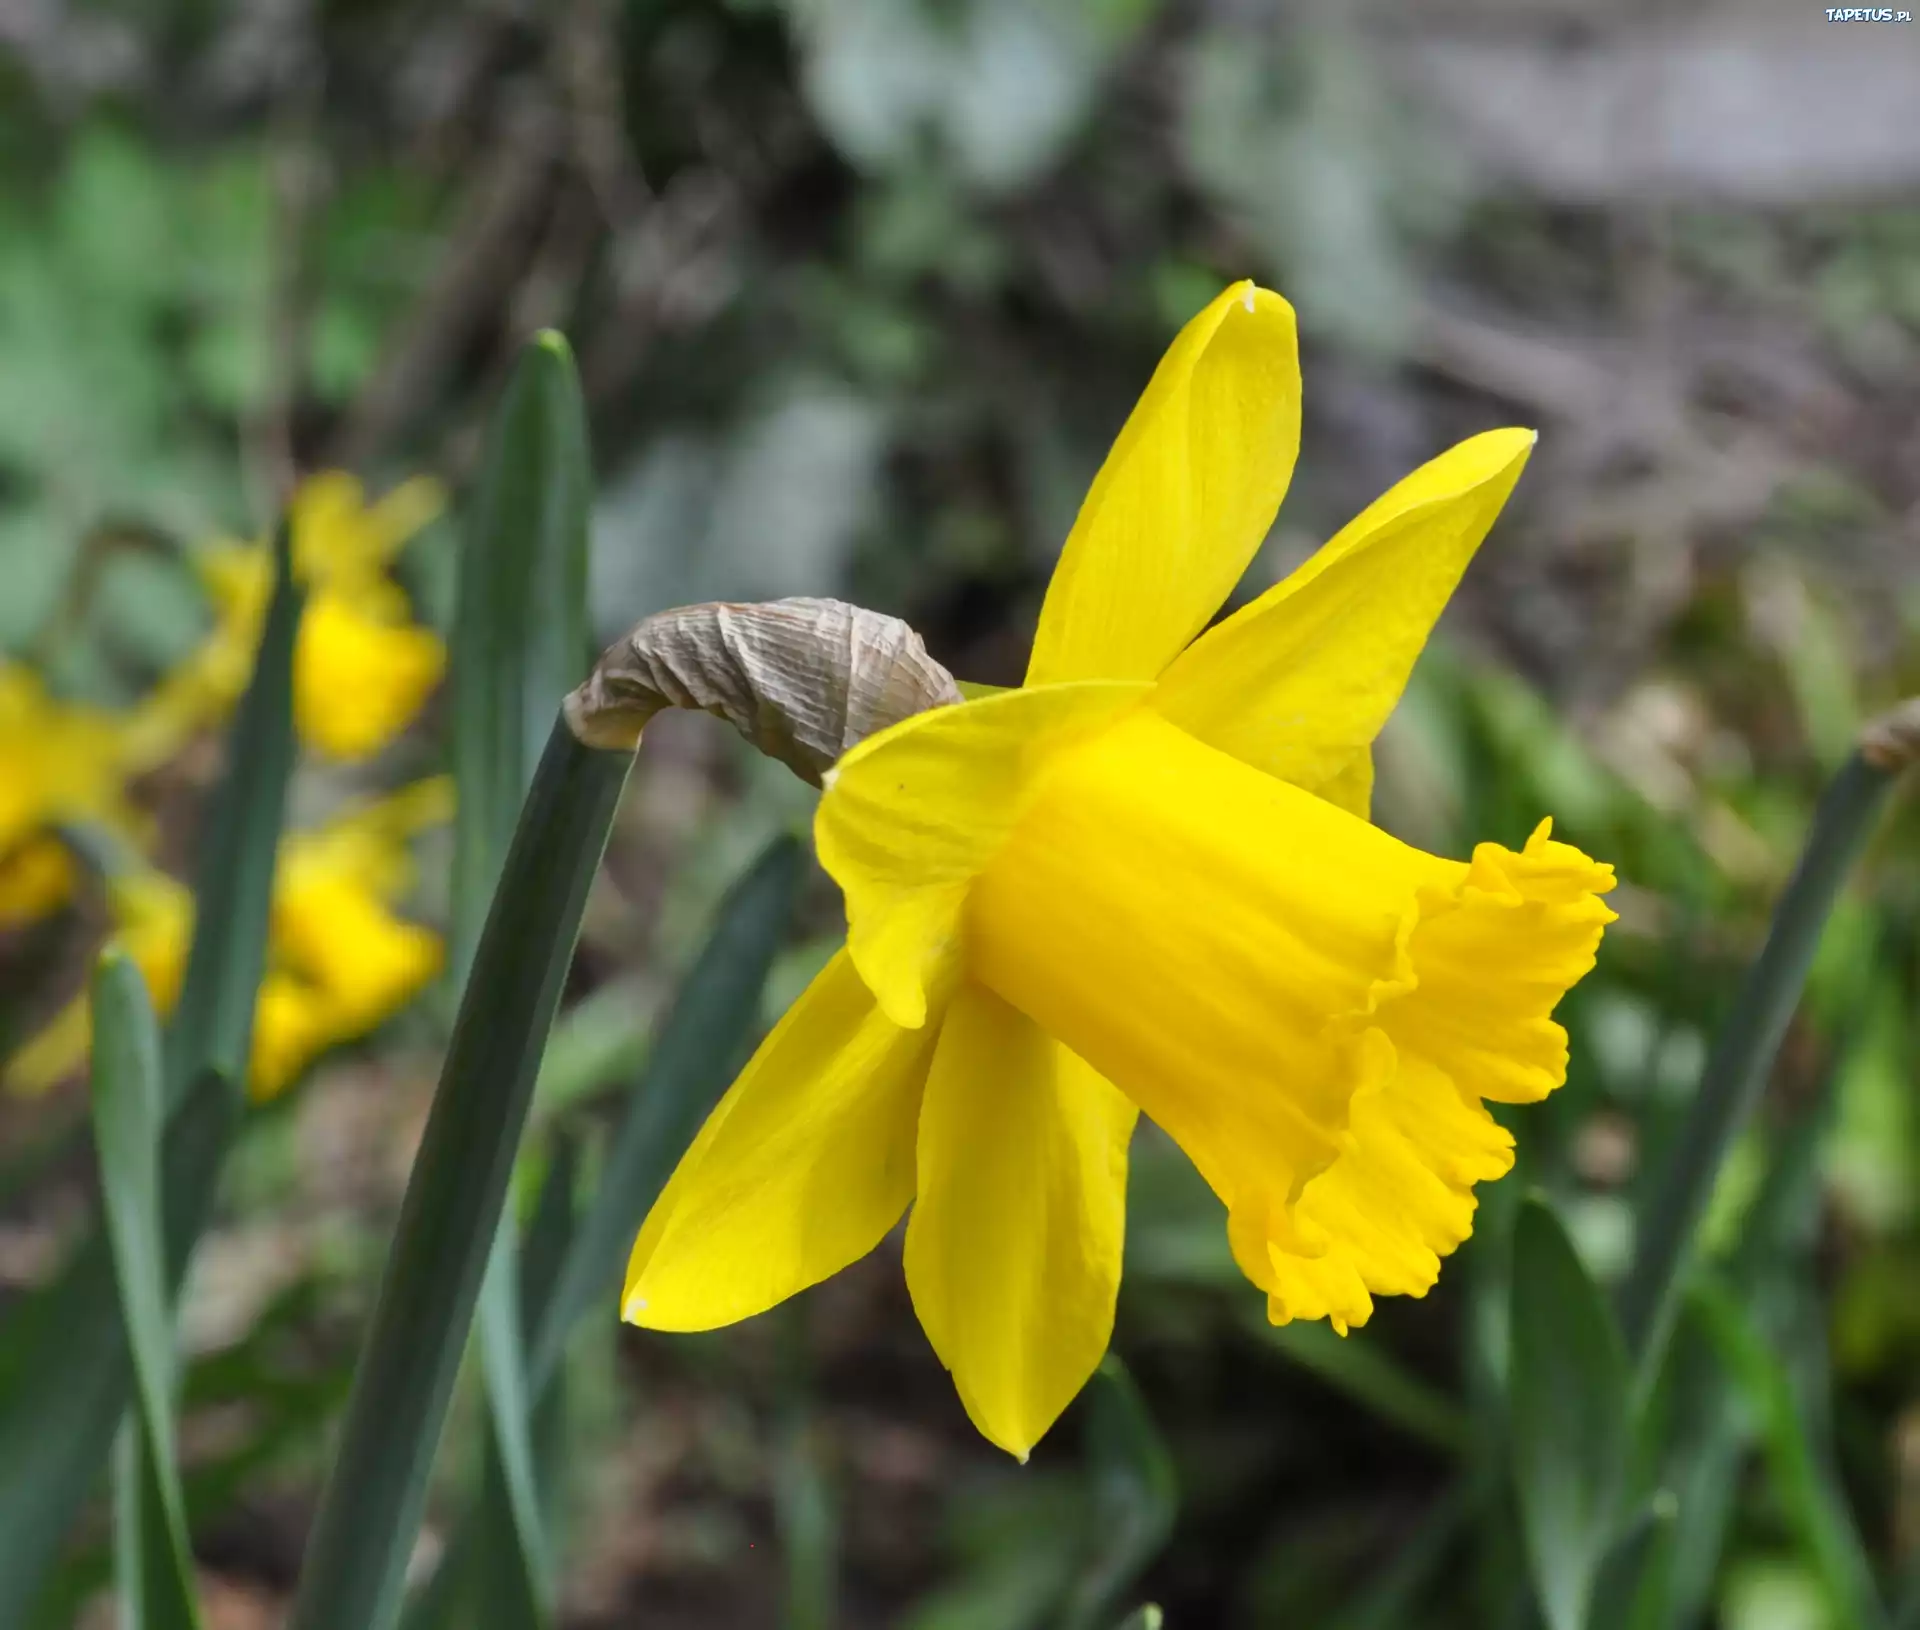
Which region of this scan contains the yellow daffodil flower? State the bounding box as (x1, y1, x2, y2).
(0, 836, 81, 929)
(123, 472, 447, 770)
(622, 282, 1617, 1460)
(0, 666, 136, 928)
(6, 778, 449, 1101)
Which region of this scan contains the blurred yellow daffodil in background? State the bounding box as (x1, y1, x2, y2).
(2, 473, 450, 1105)
(0, 666, 138, 928)
(624, 281, 1617, 1459)
(7, 777, 448, 1102)
(124, 471, 447, 770)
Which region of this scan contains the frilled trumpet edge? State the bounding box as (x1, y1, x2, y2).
(564, 598, 964, 786)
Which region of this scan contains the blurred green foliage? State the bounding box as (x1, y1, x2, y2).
(0, 2, 1917, 1627)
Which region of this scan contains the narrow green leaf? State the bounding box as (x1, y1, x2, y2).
(447, 327, 594, 1630)
(521, 1132, 581, 1352)
(91, 953, 202, 1630)
(287, 721, 629, 1630)
(1058, 1356, 1178, 1630)
(1509, 1196, 1630, 1630)
(474, 1216, 554, 1625)
(0, 522, 298, 1622)
(527, 833, 804, 1394)
(1619, 747, 1907, 1377)
(450, 1140, 582, 1630)
(92, 957, 184, 1490)
(1588, 1491, 1678, 1630)
(530, 980, 654, 1122)
(1692, 1280, 1887, 1630)
(164, 521, 303, 1105)
(0, 1070, 233, 1626)
(1111, 1606, 1163, 1630)
(450, 329, 592, 982)
(1622, 1305, 1747, 1630)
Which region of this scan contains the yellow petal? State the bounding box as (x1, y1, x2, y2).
(1025, 281, 1300, 686)
(966, 710, 1614, 1321)
(815, 680, 1150, 1029)
(903, 982, 1135, 1460)
(248, 974, 336, 1103)
(272, 868, 442, 1033)
(1152, 428, 1535, 814)
(624, 949, 937, 1330)
(294, 592, 446, 761)
(0, 836, 76, 928)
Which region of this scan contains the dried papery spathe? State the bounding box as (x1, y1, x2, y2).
(565, 597, 963, 785)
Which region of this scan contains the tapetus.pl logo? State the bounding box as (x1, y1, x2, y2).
(1825, 6, 1911, 15)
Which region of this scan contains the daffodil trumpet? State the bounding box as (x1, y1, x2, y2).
(580, 280, 1616, 1460)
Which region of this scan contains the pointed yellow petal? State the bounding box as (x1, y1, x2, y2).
(815, 680, 1151, 1029)
(903, 982, 1135, 1459)
(1026, 281, 1300, 686)
(624, 949, 937, 1330)
(1152, 428, 1535, 814)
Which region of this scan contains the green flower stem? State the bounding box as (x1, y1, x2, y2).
(286, 720, 629, 1630)
(1618, 708, 1917, 1386)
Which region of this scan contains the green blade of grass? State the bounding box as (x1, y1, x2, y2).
(473, 1214, 553, 1626)
(521, 1131, 581, 1356)
(0, 526, 299, 1623)
(1692, 1279, 1887, 1630)
(1509, 1196, 1630, 1630)
(459, 1139, 582, 1630)
(1623, 1303, 1747, 1630)
(92, 954, 203, 1630)
(286, 719, 630, 1630)
(1058, 1356, 1178, 1630)
(1618, 738, 1912, 1380)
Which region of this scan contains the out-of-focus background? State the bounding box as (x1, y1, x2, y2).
(1, 2, 1918, 1626)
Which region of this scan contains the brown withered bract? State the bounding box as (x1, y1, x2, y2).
(565, 597, 963, 786)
